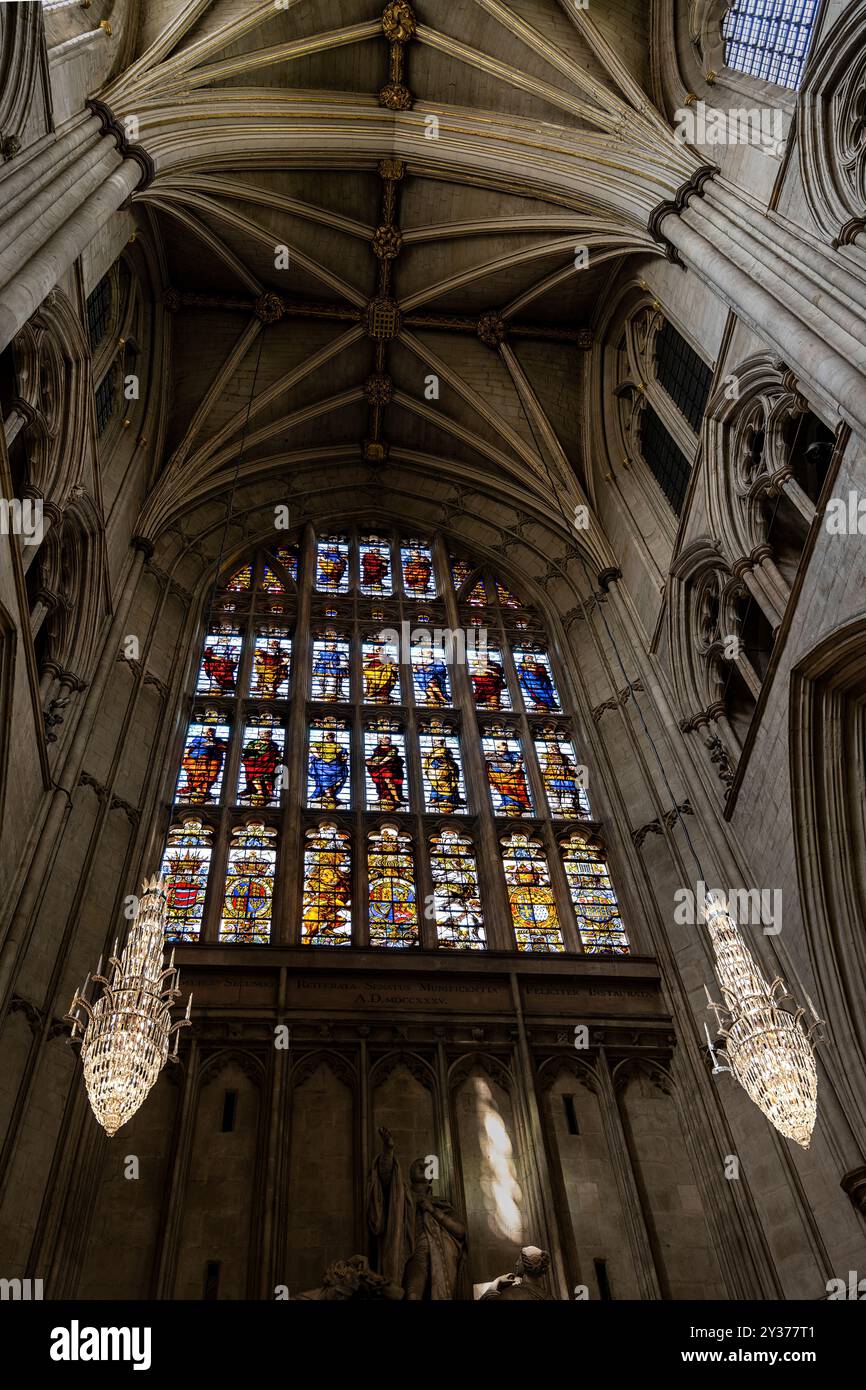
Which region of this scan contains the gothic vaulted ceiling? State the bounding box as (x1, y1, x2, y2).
(104, 0, 700, 568)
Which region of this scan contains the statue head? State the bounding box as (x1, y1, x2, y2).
(409, 1156, 432, 1193)
(515, 1246, 549, 1279)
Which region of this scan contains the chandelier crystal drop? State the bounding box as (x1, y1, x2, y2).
(702, 893, 823, 1149)
(65, 877, 192, 1137)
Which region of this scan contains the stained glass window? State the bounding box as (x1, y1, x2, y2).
(362, 637, 401, 705)
(301, 823, 352, 945)
(411, 635, 451, 707)
(360, 535, 393, 596)
(450, 556, 473, 591)
(469, 645, 511, 710)
(311, 631, 350, 701)
(274, 544, 299, 582)
(534, 728, 591, 818)
(316, 536, 350, 593)
(161, 530, 630, 953)
(496, 581, 523, 609)
(419, 722, 466, 814)
(220, 822, 277, 944)
(722, 0, 818, 89)
(368, 825, 419, 947)
(365, 721, 409, 812)
(196, 625, 242, 697)
(237, 713, 285, 807)
(429, 828, 485, 949)
(501, 832, 565, 952)
(249, 628, 292, 699)
(561, 833, 630, 954)
(401, 540, 436, 598)
(482, 730, 534, 817)
(226, 563, 252, 592)
(160, 820, 213, 943)
(466, 580, 487, 607)
(175, 709, 230, 805)
(308, 719, 351, 809)
(514, 645, 561, 713)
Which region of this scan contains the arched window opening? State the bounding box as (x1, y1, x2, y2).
(654, 320, 714, 433)
(722, 0, 819, 90)
(85, 275, 112, 351)
(159, 529, 630, 955)
(639, 405, 692, 516)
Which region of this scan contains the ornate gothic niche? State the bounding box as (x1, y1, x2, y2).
(0, 2, 43, 159)
(799, 0, 866, 248)
(790, 617, 866, 1126)
(611, 1055, 674, 1099)
(0, 600, 14, 840)
(601, 288, 701, 534)
(668, 538, 758, 781)
(89, 251, 150, 466)
(702, 354, 838, 653)
(448, 1050, 514, 1097)
(536, 1054, 600, 1095)
(370, 1051, 436, 1094)
(9, 289, 91, 504)
(29, 487, 107, 700)
(199, 1048, 266, 1089)
(292, 1049, 357, 1091)
(688, 0, 729, 77)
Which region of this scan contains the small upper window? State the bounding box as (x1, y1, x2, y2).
(640, 406, 693, 517)
(86, 276, 112, 350)
(655, 322, 713, 434)
(722, 0, 819, 90)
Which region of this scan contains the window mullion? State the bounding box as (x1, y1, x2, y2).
(279, 522, 315, 945)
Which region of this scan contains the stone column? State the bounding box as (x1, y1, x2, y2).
(653, 175, 866, 440)
(0, 537, 151, 1015)
(0, 102, 154, 351)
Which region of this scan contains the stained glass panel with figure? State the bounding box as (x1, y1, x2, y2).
(482, 731, 533, 817)
(362, 637, 401, 705)
(360, 535, 393, 596)
(160, 820, 213, 943)
(311, 632, 350, 701)
(308, 719, 351, 809)
(219, 822, 277, 944)
(401, 540, 436, 598)
(175, 710, 230, 806)
(534, 729, 591, 818)
(316, 536, 350, 593)
(368, 825, 419, 947)
(469, 645, 511, 710)
(365, 721, 409, 812)
(561, 833, 630, 954)
(196, 625, 242, 698)
(514, 645, 561, 713)
(501, 832, 565, 953)
(429, 828, 485, 949)
(237, 714, 285, 808)
(249, 627, 292, 699)
(411, 636, 451, 707)
(301, 823, 352, 945)
(419, 722, 465, 814)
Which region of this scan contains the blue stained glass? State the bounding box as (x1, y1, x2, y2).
(307, 720, 351, 809)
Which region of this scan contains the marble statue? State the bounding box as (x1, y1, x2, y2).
(480, 1246, 553, 1300)
(367, 1126, 466, 1299)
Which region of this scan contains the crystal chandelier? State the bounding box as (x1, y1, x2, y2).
(66, 877, 192, 1136)
(702, 893, 823, 1149)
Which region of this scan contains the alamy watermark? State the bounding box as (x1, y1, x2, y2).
(673, 101, 785, 157)
(377, 619, 488, 665)
(0, 497, 43, 546)
(673, 880, 783, 935)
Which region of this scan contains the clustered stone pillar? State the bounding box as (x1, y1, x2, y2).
(0, 102, 153, 351)
(654, 174, 866, 441)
